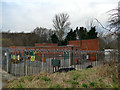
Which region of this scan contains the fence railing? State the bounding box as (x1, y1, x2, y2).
(2, 48, 118, 77)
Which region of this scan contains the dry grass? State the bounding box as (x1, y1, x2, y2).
(5, 60, 120, 88)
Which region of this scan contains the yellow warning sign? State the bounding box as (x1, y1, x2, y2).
(17, 55, 20, 60)
(31, 56, 35, 61)
(13, 55, 15, 60)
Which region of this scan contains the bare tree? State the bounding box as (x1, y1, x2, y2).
(108, 6, 120, 33)
(107, 1, 120, 82)
(33, 27, 54, 43)
(93, 1, 120, 81)
(53, 13, 71, 40)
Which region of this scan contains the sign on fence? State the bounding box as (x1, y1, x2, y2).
(30, 56, 35, 61)
(51, 59, 60, 66)
(64, 52, 69, 60)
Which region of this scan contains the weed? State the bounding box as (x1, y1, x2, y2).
(8, 79, 14, 83)
(98, 78, 102, 82)
(35, 76, 41, 80)
(73, 73, 80, 80)
(71, 81, 79, 85)
(89, 82, 95, 87)
(114, 87, 119, 90)
(55, 84, 61, 88)
(41, 76, 51, 81)
(25, 76, 33, 81)
(82, 83, 88, 88)
(49, 84, 61, 88)
(71, 85, 76, 88)
(70, 70, 76, 73)
(19, 78, 24, 82)
(99, 82, 105, 88)
(65, 86, 70, 89)
(112, 78, 116, 83)
(16, 83, 24, 88)
(111, 83, 118, 88)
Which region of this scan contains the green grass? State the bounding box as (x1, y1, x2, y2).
(98, 78, 102, 82)
(41, 76, 51, 81)
(99, 82, 106, 88)
(49, 84, 61, 88)
(5, 63, 119, 88)
(25, 76, 33, 81)
(35, 76, 41, 80)
(73, 73, 80, 80)
(82, 83, 88, 88)
(71, 81, 79, 85)
(16, 83, 24, 88)
(89, 82, 95, 87)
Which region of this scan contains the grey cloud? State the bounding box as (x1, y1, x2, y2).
(2, 0, 119, 32)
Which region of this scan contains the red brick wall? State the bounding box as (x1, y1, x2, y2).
(9, 46, 26, 49)
(67, 38, 99, 51)
(9, 39, 99, 63)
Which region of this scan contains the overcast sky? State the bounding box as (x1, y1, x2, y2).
(1, 0, 119, 32)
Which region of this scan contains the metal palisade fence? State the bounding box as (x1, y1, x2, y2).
(2, 48, 118, 77)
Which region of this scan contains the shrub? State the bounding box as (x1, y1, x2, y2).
(89, 82, 95, 87)
(82, 83, 88, 88)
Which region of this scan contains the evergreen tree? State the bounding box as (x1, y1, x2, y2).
(50, 33, 59, 43)
(65, 29, 76, 41)
(88, 26, 98, 39)
(76, 27, 88, 40)
(58, 40, 67, 46)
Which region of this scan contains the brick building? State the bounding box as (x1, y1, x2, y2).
(9, 38, 99, 64)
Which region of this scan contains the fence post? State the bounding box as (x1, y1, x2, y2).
(71, 47, 74, 68)
(24, 50, 26, 76)
(14, 50, 16, 76)
(42, 54, 44, 71)
(96, 54, 97, 66)
(50, 58, 51, 73)
(6, 50, 9, 73)
(69, 51, 71, 68)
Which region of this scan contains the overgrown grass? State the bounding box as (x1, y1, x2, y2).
(5, 60, 120, 88)
(73, 73, 80, 80)
(41, 76, 51, 81)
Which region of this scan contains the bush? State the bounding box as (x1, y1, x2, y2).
(89, 82, 95, 87)
(82, 83, 88, 88)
